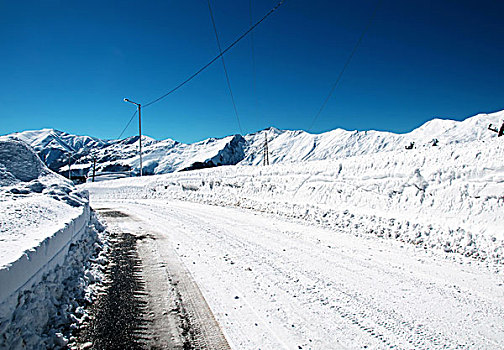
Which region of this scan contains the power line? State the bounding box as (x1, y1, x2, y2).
(117, 109, 138, 140)
(116, 0, 284, 140)
(308, 0, 382, 131)
(207, 0, 243, 134)
(142, 0, 285, 108)
(250, 0, 258, 107)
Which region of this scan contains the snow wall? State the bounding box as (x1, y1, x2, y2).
(0, 204, 89, 302)
(0, 139, 101, 349)
(87, 137, 504, 265)
(0, 205, 99, 349)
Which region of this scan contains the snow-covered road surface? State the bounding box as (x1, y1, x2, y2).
(91, 199, 504, 350)
(80, 207, 230, 349)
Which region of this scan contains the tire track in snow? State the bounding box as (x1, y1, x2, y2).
(78, 207, 231, 350)
(129, 203, 428, 348)
(166, 209, 454, 350)
(99, 200, 504, 350)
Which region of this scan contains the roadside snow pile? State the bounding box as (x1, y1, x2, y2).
(0, 138, 88, 267)
(0, 138, 107, 349)
(86, 135, 504, 265)
(0, 213, 108, 349)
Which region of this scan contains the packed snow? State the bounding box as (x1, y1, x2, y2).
(87, 199, 504, 349)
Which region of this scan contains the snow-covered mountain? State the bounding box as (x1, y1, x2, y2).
(3, 128, 247, 178)
(5, 129, 110, 173)
(3, 109, 503, 179)
(242, 110, 503, 165)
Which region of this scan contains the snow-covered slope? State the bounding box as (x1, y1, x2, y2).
(10, 128, 108, 153)
(3, 128, 247, 177)
(6, 128, 109, 173)
(4, 109, 504, 178)
(242, 110, 504, 165)
(91, 134, 246, 175)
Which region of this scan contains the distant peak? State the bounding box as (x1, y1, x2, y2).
(260, 126, 282, 135)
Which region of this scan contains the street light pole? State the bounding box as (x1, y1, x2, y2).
(138, 103, 142, 177)
(124, 98, 143, 177)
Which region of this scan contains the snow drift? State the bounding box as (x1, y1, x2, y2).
(86, 130, 504, 265)
(0, 138, 105, 349)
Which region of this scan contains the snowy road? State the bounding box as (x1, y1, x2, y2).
(92, 199, 504, 350)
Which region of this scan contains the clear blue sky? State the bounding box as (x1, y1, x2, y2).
(1, 0, 503, 143)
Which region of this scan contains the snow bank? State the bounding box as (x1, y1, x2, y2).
(0, 205, 89, 301)
(0, 138, 105, 349)
(0, 138, 88, 268)
(86, 136, 504, 264)
(0, 213, 107, 349)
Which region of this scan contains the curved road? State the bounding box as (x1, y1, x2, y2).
(93, 199, 504, 350)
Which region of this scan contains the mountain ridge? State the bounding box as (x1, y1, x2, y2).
(3, 109, 503, 180)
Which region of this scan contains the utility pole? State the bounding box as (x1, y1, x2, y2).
(124, 98, 143, 176)
(263, 132, 270, 166)
(92, 157, 96, 182)
(67, 153, 72, 181)
(138, 104, 142, 176)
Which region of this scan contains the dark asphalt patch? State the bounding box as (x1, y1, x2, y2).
(76, 231, 151, 349)
(98, 210, 130, 218)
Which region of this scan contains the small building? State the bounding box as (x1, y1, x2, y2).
(58, 163, 92, 184)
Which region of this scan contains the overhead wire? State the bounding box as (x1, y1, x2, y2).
(116, 0, 284, 140)
(207, 0, 243, 134)
(142, 0, 285, 108)
(249, 0, 258, 107)
(308, 0, 382, 131)
(117, 109, 138, 140)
